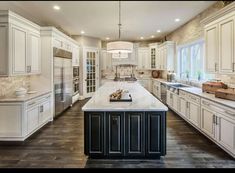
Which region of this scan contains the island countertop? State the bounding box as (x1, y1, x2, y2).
(82, 81, 168, 111)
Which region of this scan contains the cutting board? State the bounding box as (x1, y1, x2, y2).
(215, 88, 235, 101)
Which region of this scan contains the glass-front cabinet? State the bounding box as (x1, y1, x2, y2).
(149, 43, 158, 69)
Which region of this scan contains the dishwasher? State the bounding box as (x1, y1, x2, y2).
(160, 83, 167, 104)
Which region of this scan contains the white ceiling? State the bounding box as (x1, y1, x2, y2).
(0, 1, 216, 41)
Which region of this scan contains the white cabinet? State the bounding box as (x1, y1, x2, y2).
(217, 114, 235, 153)
(138, 79, 151, 92)
(0, 93, 52, 141)
(27, 106, 39, 134)
(172, 93, 179, 112)
(0, 10, 41, 76)
(28, 32, 41, 74)
(152, 80, 161, 99)
(149, 43, 158, 69)
(188, 102, 200, 128)
(11, 24, 27, 74)
(39, 99, 51, 125)
(157, 41, 175, 71)
(205, 24, 219, 73)
(178, 97, 188, 118)
(201, 106, 216, 139)
(201, 98, 235, 157)
(72, 45, 79, 66)
(167, 90, 179, 112)
(100, 50, 112, 71)
(218, 16, 235, 74)
(137, 48, 150, 69)
(202, 4, 235, 75)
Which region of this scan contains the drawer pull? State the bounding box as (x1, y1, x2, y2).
(203, 101, 210, 106)
(224, 110, 235, 116)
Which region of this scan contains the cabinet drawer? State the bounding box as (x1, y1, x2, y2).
(201, 98, 235, 120)
(26, 93, 51, 109)
(188, 93, 200, 104)
(179, 90, 188, 97)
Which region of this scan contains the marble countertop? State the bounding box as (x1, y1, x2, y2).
(0, 90, 52, 102)
(152, 78, 235, 109)
(180, 87, 235, 109)
(82, 81, 168, 112)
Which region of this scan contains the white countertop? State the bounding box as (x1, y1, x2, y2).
(152, 78, 235, 109)
(82, 81, 168, 112)
(0, 90, 52, 102)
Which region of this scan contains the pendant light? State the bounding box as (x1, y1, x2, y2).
(107, 1, 133, 58)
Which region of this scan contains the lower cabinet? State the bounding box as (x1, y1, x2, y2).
(201, 106, 216, 139)
(188, 102, 200, 128)
(125, 112, 145, 157)
(107, 112, 124, 156)
(0, 93, 52, 141)
(27, 106, 39, 134)
(178, 97, 188, 118)
(84, 111, 166, 158)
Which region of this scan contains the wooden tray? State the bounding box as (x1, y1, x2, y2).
(215, 88, 235, 101)
(110, 94, 132, 102)
(202, 81, 228, 94)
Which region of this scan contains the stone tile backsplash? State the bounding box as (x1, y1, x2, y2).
(0, 76, 30, 97)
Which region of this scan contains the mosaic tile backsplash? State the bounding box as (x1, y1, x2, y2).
(0, 76, 30, 97)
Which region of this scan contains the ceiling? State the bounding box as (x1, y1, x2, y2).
(0, 1, 216, 41)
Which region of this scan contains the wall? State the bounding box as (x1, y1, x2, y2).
(0, 76, 30, 97)
(161, 1, 235, 87)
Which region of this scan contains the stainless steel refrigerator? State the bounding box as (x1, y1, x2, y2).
(53, 48, 73, 117)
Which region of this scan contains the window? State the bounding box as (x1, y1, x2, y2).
(178, 39, 213, 81)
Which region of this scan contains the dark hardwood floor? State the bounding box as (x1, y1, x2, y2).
(0, 98, 234, 168)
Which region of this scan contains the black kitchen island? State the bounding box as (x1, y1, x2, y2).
(82, 82, 168, 159)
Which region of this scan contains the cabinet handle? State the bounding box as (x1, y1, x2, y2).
(224, 110, 235, 116)
(213, 114, 216, 124)
(215, 116, 218, 125)
(40, 105, 44, 113)
(203, 101, 210, 107)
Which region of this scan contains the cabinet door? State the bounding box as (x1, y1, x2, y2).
(146, 112, 165, 157)
(201, 106, 216, 139)
(11, 25, 27, 74)
(150, 47, 156, 68)
(166, 90, 172, 107)
(217, 114, 235, 154)
(188, 102, 200, 128)
(28, 32, 41, 74)
(106, 112, 124, 156)
(156, 48, 160, 69)
(39, 99, 51, 125)
(205, 24, 218, 73)
(219, 17, 234, 74)
(178, 97, 188, 118)
(172, 93, 179, 112)
(72, 46, 79, 66)
(85, 112, 104, 157)
(162, 47, 167, 70)
(27, 106, 39, 134)
(125, 112, 145, 157)
(0, 24, 8, 75)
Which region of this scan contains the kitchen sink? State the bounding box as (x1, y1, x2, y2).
(168, 84, 191, 88)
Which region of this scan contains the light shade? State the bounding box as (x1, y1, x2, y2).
(107, 41, 133, 54)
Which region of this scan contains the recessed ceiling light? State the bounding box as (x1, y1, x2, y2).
(151, 35, 155, 38)
(53, 5, 60, 10)
(157, 30, 161, 33)
(106, 37, 110, 40)
(140, 37, 144, 40)
(175, 18, 180, 22)
(81, 30, 85, 34)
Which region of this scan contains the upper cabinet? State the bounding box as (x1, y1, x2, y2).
(137, 47, 150, 69)
(0, 10, 41, 76)
(72, 44, 79, 66)
(157, 41, 175, 71)
(149, 43, 158, 69)
(204, 23, 218, 73)
(202, 2, 235, 75)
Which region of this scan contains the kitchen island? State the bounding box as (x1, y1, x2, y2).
(82, 81, 168, 159)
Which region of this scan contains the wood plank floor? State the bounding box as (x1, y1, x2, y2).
(0, 98, 234, 168)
